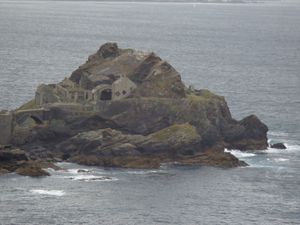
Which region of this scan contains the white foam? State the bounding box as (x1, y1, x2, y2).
(268, 131, 289, 137)
(274, 158, 290, 162)
(67, 175, 117, 182)
(126, 170, 161, 175)
(248, 164, 274, 168)
(45, 168, 56, 173)
(225, 149, 256, 158)
(285, 143, 300, 152)
(55, 162, 73, 167)
(267, 143, 299, 153)
(30, 189, 65, 196)
(66, 168, 92, 174)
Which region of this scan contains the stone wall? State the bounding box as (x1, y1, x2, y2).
(0, 112, 13, 145)
(112, 76, 136, 100)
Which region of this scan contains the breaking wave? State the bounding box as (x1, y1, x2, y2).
(65, 168, 93, 174)
(267, 143, 299, 153)
(273, 158, 290, 162)
(66, 175, 117, 182)
(268, 131, 289, 137)
(225, 149, 256, 158)
(30, 189, 65, 196)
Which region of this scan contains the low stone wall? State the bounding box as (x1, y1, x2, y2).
(95, 101, 111, 112)
(0, 112, 13, 145)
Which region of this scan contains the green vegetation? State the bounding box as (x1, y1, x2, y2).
(186, 89, 222, 104)
(150, 123, 199, 142)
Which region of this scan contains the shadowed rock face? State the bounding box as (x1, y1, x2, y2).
(97, 42, 120, 59)
(69, 43, 185, 97)
(129, 53, 186, 98)
(0, 146, 58, 176)
(222, 115, 269, 150)
(57, 123, 201, 157)
(11, 42, 270, 171)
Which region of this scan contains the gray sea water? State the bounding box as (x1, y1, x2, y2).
(0, 0, 300, 224)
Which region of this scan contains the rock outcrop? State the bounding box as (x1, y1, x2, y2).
(3, 42, 270, 174)
(0, 145, 58, 176)
(270, 143, 287, 149)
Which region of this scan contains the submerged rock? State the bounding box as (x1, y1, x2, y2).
(270, 143, 287, 149)
(174, 150, 248, 168)
(14, 162, 50, 177)
(6, 43, 269, 171)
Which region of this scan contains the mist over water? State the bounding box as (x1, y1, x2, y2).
(0, 0, 299, 224)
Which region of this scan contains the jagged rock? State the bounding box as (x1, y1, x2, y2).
(11, 43, 269, 169)
(70, 68, 85, 84)
(97, 42, 120, 59)
(56, 123, 246, 168)
(57, 124, 201, 158)
(14, 161, 50, 177)
(0, 147, 57, 177)
(72, 155, 161, 169)
(223, 115, 268, 150)
(175, 150, 248, 168)
(129, 53, 186, 98)
(270, 143, 287, 149)
(0, 148, 28, 162)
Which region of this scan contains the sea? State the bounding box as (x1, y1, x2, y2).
(0, 0, 299, 224)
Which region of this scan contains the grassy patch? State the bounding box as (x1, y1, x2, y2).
(151, 123, 199, 142)
(17, 100, 38, 110)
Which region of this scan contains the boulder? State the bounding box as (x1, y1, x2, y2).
(175, 150, 248, 168)
(223, 115, 268, 150)
(0, 149, 28, 162)
(15, 161, 50, 177)
(97, 42, 120, 59)
(0, 147, 57, 177)
(270, 143, 287, 149)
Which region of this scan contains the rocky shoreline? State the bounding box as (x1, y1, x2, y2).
(0, 145, 59, 176)
(0, 43, 271, 176)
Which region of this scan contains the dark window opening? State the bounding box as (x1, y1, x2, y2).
(30, 115, 43, 125)
(100, 89, 112, 101)
(122, 90, 127, 95)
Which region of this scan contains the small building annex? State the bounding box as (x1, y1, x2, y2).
(35, 75, 137, 106)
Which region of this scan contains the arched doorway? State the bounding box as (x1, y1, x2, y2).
(30, 115, 43, 125)
(16, 114, 44, 127)
(100, 89, 112, 101)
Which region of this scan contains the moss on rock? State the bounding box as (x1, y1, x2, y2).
(150, 123, 200, 144)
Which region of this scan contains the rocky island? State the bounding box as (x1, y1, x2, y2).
(0, 43, 269, 176)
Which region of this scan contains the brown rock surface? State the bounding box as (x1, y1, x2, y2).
(11, 43, 269, 170)
(0, 146, 58, 177)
